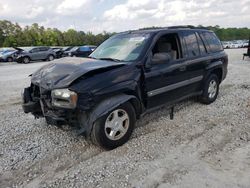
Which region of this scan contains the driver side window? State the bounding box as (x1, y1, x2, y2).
(152, 33, 182, 64)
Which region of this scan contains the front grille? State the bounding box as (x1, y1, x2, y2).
(31, 84, 40, 99)
(31, 84, 52, 110)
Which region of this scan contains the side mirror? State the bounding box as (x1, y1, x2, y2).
(152, 53, 171, 64)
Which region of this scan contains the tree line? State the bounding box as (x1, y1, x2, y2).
(0, 20, 249, 48)
(0, 20, 113, 47)
(205, 25, 250, 41)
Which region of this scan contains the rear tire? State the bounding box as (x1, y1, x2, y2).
(200, 74, 219, 104)
(90, 102, 136, 150)
(47, 55, 54, 61)
(7, 57, 13, 62)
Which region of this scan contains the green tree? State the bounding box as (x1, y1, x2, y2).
(1, 20, 249, 48)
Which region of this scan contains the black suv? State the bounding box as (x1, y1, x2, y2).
(22, 27, 228, 149)
(63, 45, 97, 57)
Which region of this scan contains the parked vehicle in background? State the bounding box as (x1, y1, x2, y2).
(231, 41, 241, 48)
(62, 45, 97, 57)
(51, 47, 64, 58)
(62, 46, 74, 52)
(15, 46, 56, 64)
(0, 48, 14, 53)
(222, 40, 248, 49)
(243, 41, 249, 48)
(0, 48, 19, 62)
(222, 41, 231, 49)
(22, 26, 228, 149)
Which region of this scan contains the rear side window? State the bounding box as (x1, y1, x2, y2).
(196, 33, 207, 55)
(201, 32, 223, 53)
(40, 47, 49, 51)
(31, 48, 40, 53)
(183, 31, 200, 57)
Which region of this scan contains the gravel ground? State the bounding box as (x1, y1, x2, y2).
(0, 49, 250, 188)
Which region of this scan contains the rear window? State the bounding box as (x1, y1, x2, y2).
(200, 32, 223, 53)
(183, 31, 200, 57)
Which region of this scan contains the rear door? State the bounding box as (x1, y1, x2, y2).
(179, 30, 208, 93)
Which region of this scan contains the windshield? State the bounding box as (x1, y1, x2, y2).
(89, 33, 150, 62)
(0, 48, 14, 53)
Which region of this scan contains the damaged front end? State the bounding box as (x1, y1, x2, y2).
(21, 57, 129, 133)
(22, 84, 79, 127)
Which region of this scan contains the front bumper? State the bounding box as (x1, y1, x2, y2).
(22, 101, 41, 113)
(22, 86, 77, 126)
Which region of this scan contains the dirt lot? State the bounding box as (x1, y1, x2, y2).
(0, 49, 250, 188)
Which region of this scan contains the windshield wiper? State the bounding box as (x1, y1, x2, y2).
(98, 57, 122, 62)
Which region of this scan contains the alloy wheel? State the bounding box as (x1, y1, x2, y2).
(104, 109, 130, 141)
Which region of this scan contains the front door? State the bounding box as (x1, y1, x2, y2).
(144, 32, 190, 108)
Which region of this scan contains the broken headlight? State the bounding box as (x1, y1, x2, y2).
(51, 89, 78, 109)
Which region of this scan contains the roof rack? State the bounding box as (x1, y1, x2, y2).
(137, 25, 210, 31)
(165, 25, 209, 30)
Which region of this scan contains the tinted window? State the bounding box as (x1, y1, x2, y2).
(201, 32, 223, 53)
(183, 32, 200, 57)
(79, 46, 90, 51)
(196, 33, 207, 55)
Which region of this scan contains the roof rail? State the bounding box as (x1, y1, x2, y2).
(166, 25, 209, 30)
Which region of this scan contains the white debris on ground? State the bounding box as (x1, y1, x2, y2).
(0, 49, 249, 188)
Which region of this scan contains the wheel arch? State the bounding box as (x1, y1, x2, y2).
(81, 94, 140, 137)
(47, 54, 55, 59)
(205, 61, 223, 83)
(210, 68, 223, 83)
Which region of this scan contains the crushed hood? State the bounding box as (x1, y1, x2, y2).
(31, 57, 126, 90)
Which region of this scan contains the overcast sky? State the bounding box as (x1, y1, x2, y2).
(0, 0, 249, 33)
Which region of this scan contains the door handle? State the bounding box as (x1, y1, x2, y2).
(179, 66, 186, 71)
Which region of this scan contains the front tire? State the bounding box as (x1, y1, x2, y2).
(23, 57, 30, 64)
(200, 74, 219, 104)
(90, 102, 136, 150)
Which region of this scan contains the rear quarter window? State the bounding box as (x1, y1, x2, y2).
(201, 32, 223, 53)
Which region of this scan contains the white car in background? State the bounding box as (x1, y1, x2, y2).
(231, 41, 241, 48)
(243, 41, 249, 48)
(222, 41, 231, 49)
